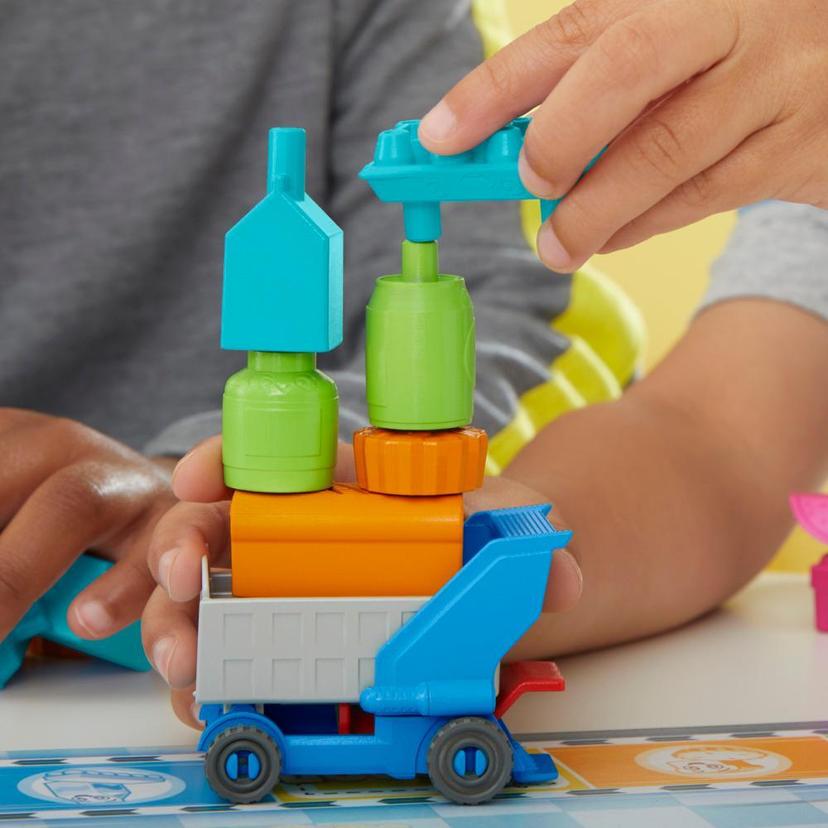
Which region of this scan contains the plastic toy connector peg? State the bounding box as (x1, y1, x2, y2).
(221, 128, 343, 353)
(365, 240, 474, 430)
(0, 554, 150, 687)
(361, 117, 587, 243)
(220, 128, 342, 493)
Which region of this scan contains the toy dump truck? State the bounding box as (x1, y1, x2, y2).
(196, 504, 570, 804)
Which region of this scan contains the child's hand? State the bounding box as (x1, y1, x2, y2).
(141, 435, 347, 727)
(0, 408, 175, 643)
(419, 0, 828, 271)
(142, 436, 582, 728)
(138, 435, 229, 726)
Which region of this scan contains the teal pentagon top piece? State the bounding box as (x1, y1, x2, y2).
(221, 128, 343, 352)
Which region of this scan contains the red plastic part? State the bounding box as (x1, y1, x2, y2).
(337, 703, 375, 735)
(26, 637, 87, 661)
(494, 660, 565, 718)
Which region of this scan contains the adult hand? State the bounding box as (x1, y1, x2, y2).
(420, 0, 828, 270)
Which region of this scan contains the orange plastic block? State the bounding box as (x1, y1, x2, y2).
(353, 426, 487, 496)
(230, 483, 463, 597)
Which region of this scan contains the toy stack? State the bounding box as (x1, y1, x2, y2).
(221, 127, 490, 602)
(220, 120, 567, 602)
(196, 121, 574, 806)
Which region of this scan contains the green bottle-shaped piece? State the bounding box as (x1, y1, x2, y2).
(365, 241, 475, 430)
(222, 351, 338, 493)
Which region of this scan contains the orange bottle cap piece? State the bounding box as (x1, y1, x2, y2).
(353, 426, 487, 496)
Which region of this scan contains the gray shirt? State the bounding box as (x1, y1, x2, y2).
(703, 201, 828, 318)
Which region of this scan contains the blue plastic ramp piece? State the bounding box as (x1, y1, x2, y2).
(361, 504, 572, 717)
(221, 128, 344, 353)
(0, 554, 151, 688)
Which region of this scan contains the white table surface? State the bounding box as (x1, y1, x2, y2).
(1, 572, 824, 754)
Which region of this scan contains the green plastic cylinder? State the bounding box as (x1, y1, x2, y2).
(365, 241, 474, 430)
(222, 351, 338, 493)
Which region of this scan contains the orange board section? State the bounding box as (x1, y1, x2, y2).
(230, 483, 464, 597)
(546, 736, 828, 788)
(353, 426, 487, 496)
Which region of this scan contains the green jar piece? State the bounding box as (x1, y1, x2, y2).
(366, 241, 475, 430)
(222, 351, 338, 493)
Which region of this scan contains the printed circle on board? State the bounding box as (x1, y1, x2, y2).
(635, 744, 792, 779)
(18, 766, 185, 805)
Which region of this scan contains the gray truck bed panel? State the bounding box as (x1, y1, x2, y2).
(195, 563, 427, 704)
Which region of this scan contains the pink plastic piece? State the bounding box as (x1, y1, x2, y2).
(790, 493, 828, 632)
(790, 493, 828, 543)
(812, 556, 828, 632)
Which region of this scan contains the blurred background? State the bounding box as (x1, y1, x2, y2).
(492, 0, 813, 573)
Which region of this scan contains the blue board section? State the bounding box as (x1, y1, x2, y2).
(221, 128, 344, 353)
(0, 554, 150, 688)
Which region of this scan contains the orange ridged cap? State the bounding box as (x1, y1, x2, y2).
(353, 426, 487, 496)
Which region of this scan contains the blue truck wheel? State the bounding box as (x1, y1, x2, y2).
(205, 725, 281, 803)
(426, 717, 513, 805)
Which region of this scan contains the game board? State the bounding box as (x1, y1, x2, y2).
(4, 722, 828, 826)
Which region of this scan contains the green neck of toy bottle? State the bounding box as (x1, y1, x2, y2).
(401, 240, 439, 283)
(248, 351, 315, 372)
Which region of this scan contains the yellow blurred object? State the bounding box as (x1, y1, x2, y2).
(474, 1, 815, 573)
(772, 526, 825, 573)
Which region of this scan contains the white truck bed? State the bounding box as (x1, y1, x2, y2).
(195, 560, 428, 704)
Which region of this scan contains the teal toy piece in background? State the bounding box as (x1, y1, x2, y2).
(221, 128, 344, 353)
(0, 554, 150, 688)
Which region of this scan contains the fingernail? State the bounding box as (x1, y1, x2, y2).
(158, 547, 181, 594)
(170, 450, 195, 488)
(571, 554, 584, 595)
(537, 223, 573, 271)
(152, 636, 176, 684)
(419, 100, 456, 143)
(518, 151, 558, 199)
(75, 600, 114, 637)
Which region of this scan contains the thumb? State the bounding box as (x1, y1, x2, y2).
(172, 435, 229, 503)
(464, 475, 582, 613)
